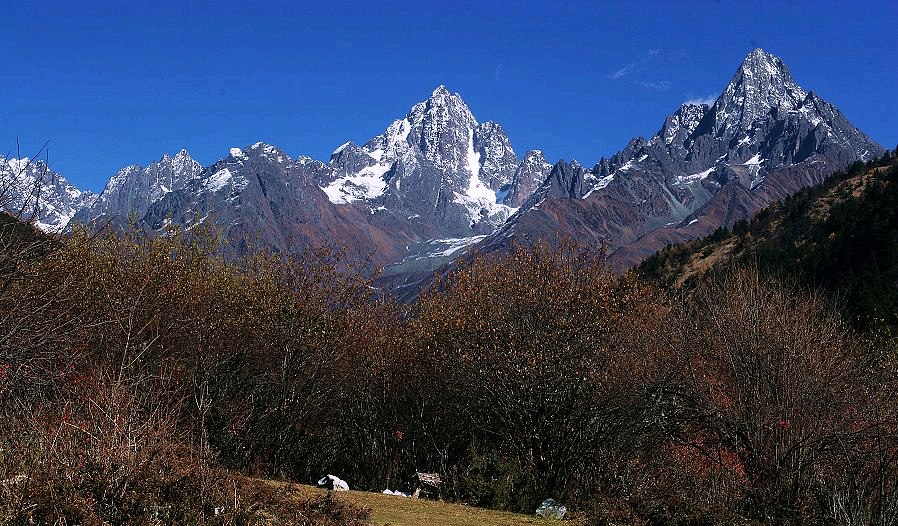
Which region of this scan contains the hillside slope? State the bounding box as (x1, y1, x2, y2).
(638, 149, 898, 332)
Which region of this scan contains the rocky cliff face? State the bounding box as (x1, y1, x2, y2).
(318, 85, 530, 236)
(75, 149, 203, 227)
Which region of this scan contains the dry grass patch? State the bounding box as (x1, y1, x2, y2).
(268, 481, 579, 526)
(675, 237, 740, 287)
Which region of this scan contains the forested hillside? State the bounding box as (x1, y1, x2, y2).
(639, 147, 898, 333)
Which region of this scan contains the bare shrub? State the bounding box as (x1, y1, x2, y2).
(670, 267, 895, 523)
(415, 240, 666, 509)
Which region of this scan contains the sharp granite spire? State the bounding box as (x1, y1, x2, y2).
(712, 48, 808, 135)
(320, 85, 530, 234)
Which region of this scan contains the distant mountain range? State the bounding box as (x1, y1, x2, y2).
(0, 49, 884, 294)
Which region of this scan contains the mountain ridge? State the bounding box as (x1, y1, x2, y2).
(471, 48, 883, 276)
(1, 49, 885, 293)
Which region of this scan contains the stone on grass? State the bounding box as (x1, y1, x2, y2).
(536, 498, 567, 520)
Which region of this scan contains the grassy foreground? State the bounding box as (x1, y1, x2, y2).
(272, 481, 576, 526)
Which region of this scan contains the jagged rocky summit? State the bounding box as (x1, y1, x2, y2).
(318, 85, 540, 234)
(0, 156, 96, 231)
(478, 48, 883, 270)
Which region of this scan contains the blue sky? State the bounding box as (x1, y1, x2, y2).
(3, 0, 896, 191)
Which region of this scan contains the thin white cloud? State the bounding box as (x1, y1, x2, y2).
(608, 49, 662, 80)
(609, 64, 636, 80)
(639, 81, 672, 91)
(684, 94, 717, 106)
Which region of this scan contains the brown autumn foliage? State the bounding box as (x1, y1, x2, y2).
(328, 299, 434, 491)
(667, 269, 898, 525)
(414, 240, 674, 509)
(0, 225, 373, 524)
(0, 204, 895, 524)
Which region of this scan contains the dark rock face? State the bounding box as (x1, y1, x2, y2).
(505, 150, 553, 208)
(73, 149, 203, 228)
(139, 143, 410, 269)
(319, 85, 525, 237)
(474, 121, 520, 191)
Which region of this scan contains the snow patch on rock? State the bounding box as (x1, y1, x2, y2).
(203, 168, 247, 194)
(674, 167, 716, 187)
(321, 164, 391, 204)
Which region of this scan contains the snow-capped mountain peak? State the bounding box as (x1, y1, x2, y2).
(0, 156, 96, 231)
(406, 85, 479, 173)
(320, 85, 525, 232)
(713, 48, 807, 135)
(172, 148, 197, 174)
(431, 84, 450, 97)
(490, 48, 884, 275)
